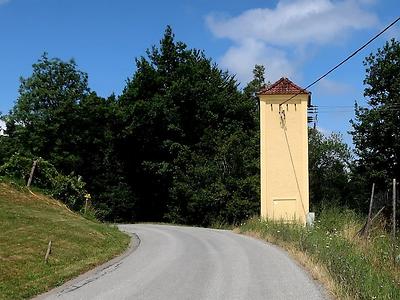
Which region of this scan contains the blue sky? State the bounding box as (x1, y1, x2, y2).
(0, 0, 399, 145)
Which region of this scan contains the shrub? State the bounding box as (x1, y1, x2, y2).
(0, 154, 88, 211)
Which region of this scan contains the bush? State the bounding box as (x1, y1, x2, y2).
(0, 153, 33, 182)
(51, 173, 87, 210)
(0, 154, 88, 211)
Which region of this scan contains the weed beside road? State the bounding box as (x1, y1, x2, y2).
(0, 181, 130, 300)
(239, 208, 400, 299)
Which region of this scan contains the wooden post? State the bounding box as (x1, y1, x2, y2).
(27, 159, 38, 188)
(84, 198, 88, 215)
(364, 183, 375, 238)
(371, 206, 385, 223)
(44, 240, 52, 263)
(84, 194, 91, 215)
(393, 179, 397, 265)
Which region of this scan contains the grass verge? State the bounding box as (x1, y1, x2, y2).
(0, 180, 130, 300)
(238, 208, 400, 299)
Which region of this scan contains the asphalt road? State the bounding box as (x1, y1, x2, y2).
(41, 224, 327, 300)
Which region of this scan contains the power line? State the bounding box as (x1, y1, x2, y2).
(306, 105, 400, 116)
(309, 105, 400, 111)
(279, 16, 400, 106)
(314, 104, 400, 108)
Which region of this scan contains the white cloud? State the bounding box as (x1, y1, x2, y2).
(0, 0, 10, 5)
(207, 0, 378, 47)
(219, 39, 296, 84)
(206, 0, 379, 85)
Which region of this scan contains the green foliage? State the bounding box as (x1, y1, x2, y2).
(243, 64, 266, 113)
(350, 39, 400, 187)
(2, 27, 261, 225)
(0, 153, 33, 182)
(72, 92, 136, 221)
(0, 135, 18, 166)
(2, 54, 135, 221)
(118, 26, 259, 225)
(240, 209, 400, 299)
(51, 173, 87, 210)
(6, 53, 89, 173)
(308, 128, 353, 209)
(0, 154, 87, 210)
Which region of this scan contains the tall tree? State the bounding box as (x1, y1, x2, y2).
(308, 128, 352, 209)
(75, 93, 136, 221)
(4, 54, 135, 221)
(243, 65, 266, 99)
(119, 26, 259, 224)
(6, 53, 89, 172)
(350, 39, 400, 186)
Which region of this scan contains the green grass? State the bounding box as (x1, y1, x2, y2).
(239, 208, 400, 299)
(0, 180, 130, 300)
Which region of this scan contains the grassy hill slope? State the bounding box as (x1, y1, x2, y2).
(0, 181, 130, 300)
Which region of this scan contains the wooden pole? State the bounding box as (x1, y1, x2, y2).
(364, 183, 375, 238)
(27, 159, 38, 188)
(371, 206, 385, 223)
(44, 240, 52, 263)
(84, 198, 88, 215)
(393, 179, 397, 265)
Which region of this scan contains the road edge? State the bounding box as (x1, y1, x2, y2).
(236, 230, 333, 300)
(33, 227, 140, 300)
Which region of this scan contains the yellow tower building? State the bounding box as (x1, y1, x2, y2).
(258, 78, 310, 224)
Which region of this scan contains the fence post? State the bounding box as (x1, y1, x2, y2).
(27, 159, 38, 188)
(393, 178, 397, 265)
(44, 240, 52, 263)
(364, 183, 375, 238)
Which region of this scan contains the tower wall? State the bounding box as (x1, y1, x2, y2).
(259, 92, 309, 224)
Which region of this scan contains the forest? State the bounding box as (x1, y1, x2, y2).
(1, 27, 399, 226)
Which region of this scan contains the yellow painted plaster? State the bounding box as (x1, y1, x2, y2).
(259, 93, 309, 224)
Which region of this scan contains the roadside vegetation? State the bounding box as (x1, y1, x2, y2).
(239, 209, 400, 299)
(0, 179, 130, 300)
(0, 24, 399, 299)
(0, 26, 398, 228)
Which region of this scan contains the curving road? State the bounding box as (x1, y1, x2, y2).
(40, 224, 327, 300)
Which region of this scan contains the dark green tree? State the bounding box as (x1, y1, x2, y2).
(308, 128, 352, 210)
(3, 28, 261, 224)
(350, 39, 400, 186)
(4, 54, 135, 221)
(75, 93, 136, 221)
(119, 26, 259, 225)
(0, 123, 17, 166)
(243, 64, 266, 116)
(6, 53, 89, 172)
(243, 65, 266, 98)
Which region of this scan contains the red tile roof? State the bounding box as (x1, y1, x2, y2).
(258, 77, 309, 95)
